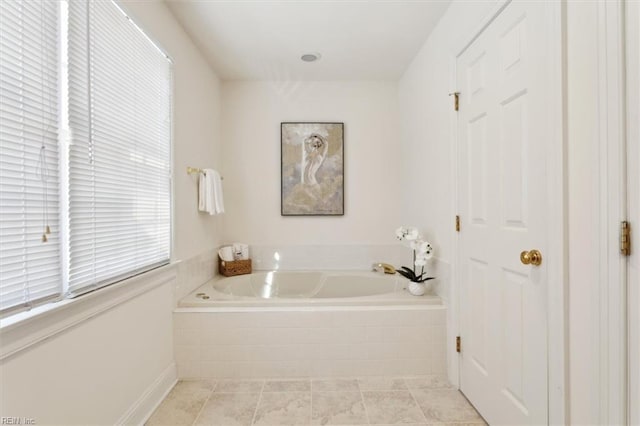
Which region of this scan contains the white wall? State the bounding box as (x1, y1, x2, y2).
(1, 281, 174, 425)
(397, 0, 496, 309)
(398, 0, 495, 273)
(0, 2, 223, 424)
(221, 81, 402, 246)
(141, 7, 223, 262)
(396, 0, 496, 400)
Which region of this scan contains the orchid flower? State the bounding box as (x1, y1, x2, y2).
(394, 226, 436, 284)
(395, 226, 419, 241)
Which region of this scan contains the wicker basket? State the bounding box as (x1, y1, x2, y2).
(218, 256, 252, 277)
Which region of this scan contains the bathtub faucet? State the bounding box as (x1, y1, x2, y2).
(372, 263, 396, 274)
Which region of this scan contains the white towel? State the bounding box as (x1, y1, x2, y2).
(198, 172, 208, 213)
(232, 243, 249, 260)
(218, 246, 234, 261)
(198, 169, 224, 215)
(210, 169, 225, 214)
(219, 243, 249, 261)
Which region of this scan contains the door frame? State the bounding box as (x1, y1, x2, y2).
(594, 1, 628, 424)
(625, 1, 639, 424)
(448, 1, 568, 424)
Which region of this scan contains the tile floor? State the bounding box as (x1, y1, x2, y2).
(146, 376, 487, 426)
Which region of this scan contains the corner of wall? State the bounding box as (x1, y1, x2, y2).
(117, 362, 177, 426)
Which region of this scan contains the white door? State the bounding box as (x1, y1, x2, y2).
(457, 2, 553, 424)
(626, 1, 640, 423)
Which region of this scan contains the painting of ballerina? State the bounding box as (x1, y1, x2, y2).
(281, 122, 344, 216)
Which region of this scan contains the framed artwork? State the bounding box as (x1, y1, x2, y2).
(281, 122, 344, 216)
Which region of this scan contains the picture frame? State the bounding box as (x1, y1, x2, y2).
(281, 122, 344, 216)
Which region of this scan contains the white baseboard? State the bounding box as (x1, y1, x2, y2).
(117, 362, 177, 426)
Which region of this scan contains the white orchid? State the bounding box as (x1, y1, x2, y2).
(414, 243, 433, 267)
(395, 226, 435, 284)
(416, 241, 433, 259)
(395, 226, 419, 241)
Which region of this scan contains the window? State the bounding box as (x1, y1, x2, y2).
(67, 0, 172, 296)
(0, 1, 62, 314)
(0, 0, 172, 316)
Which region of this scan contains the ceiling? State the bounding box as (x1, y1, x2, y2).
(164, 0, 452, 81)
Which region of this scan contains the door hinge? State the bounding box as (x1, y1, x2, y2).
(621, 221, 631, 256)
(455, 215, 460, 232)
(456, 336, 461, 353)
(449, 92, 460, 111)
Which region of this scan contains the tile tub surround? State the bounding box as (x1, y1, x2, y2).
(173, 308, 446, 379)
(174, 249, 220, 305)
(146, 376, 486, 426)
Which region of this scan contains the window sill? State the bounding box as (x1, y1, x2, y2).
(0, 262, 179, 361)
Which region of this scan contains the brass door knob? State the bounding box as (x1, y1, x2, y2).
(520, 249, 543, 266)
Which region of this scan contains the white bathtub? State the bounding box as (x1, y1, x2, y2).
(174, 271, 446, 379)
(179, 270, 440, 308)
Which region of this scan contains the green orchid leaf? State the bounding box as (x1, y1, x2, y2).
(399, 266, 416, 279)
(397, 269, 413, 280)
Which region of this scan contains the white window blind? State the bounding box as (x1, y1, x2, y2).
(0, 1, 62, 313)
(67, 0, 171, 296)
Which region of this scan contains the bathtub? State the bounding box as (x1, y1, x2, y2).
(174, 271, 446, 379)
(179, 270, 441, 308)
